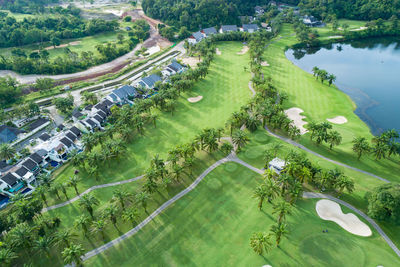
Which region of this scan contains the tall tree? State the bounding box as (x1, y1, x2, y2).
(78, 193, 99, 219)
(352, 137, 370, 160)
(62, 244, 85, 267)
(250, 232, 273, 255)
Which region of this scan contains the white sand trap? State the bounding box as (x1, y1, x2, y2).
(351, 26, 368, 31)
(237, 46, 249, 55)
(188, 96, 203, 103)
(316, 199, 372, 237)
(261, 61, 269, 67)
(327, 116, 348, 124)
(328, 35, 343, 39)
(284, 108, 308, 135)
(216, 48, 222, 55)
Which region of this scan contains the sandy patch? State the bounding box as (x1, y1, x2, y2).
(327, 116, 348, 124)
(34, 41, 82, 52)
(237, 46, 249, 55)
(261, 61, 269, 67)
(180, 57, 202, 68)
(216, 48, 222, 55)
(328, 35, 343, 39)
(188, 96, 203, 103)
(316, 199, 372, 237)
(351, 26, 368, 31)
(284, 108, 308, 135)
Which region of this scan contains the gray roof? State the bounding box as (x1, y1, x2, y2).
(141, 74, 162, 88)
(86, 119, 97, 128)
(202, 27, 217, 36)
(26, 118, 48, 131)
(111, 85, 137, 100)
(60, 137, 73, 147)
(221, 25, 238, 32)
(66, 132, 77, 142)
(1, 173, 18, 186)
(15, 166, 29, 177)
(39, 133, 51, 141)
(29, 153, 43, 164)
(102, 99, 113, 107)
(168, 60, 184, 72)
(93, 115, 103, 123)
(0, 125, 23, 144)
(72, 109, 84, 118)
(36, 149, 48, 157)
(191, 31, 204, 42)
(97, 110, 107, 119)
(22, 158, 37, 171)
(70, 126, 81, 137)
(242, 24, 259, 32)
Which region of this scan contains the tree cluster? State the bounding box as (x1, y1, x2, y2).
(308, 121, 342, 149)
(367, 183, 400, 225)
(311, 66, 336, 86)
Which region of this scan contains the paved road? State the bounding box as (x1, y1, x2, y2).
(303, 192, 400, 257)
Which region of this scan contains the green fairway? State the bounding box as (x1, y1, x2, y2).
(263, 25, 400, 182)
(47, 42, 252, 205)
(85, 163, 398, 266)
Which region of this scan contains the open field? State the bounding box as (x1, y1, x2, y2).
(263, 24, 400, 182)
(45, 42, 252, 206)
(84, 163, 398, 266)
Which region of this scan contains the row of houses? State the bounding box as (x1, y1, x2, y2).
(188, 24, 261, 44)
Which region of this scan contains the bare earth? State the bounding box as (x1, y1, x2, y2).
(216, 48, 222, 55)
(327, 116, 348, 124)
(188, 96, 203, 103)
(180, 57, 202, 68)
(261, 61, 269, 66)
(284, 107, 308, 135)
(316, 199, 372, 237)
(237, 46, 249, 55)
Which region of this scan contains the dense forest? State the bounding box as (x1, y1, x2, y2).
(142, 0, 266, 31)
(0, 0, 59, 13)
(299, 0, 400, 20)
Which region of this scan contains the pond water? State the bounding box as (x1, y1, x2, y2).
(285, 37, 400, 135)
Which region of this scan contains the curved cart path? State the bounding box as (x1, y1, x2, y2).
(303, 192, 400, 257)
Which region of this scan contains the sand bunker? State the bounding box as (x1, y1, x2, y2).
(216, 48, 222, 55)
(328, 35, 343, 39)
(327, 116, 348, 124)
(180, 57, 202, 68)
(316, 199, 372, 237)
(261, 61, 269, 67)
(284, 108, 308, 135)
(188, 96, 203, 103)
(237, 46, 249, 55)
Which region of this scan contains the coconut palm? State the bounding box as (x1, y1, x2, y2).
(249, 232, 273, 255)
(112, 189, 132, 210)
(270, 222, 289, 246)
(62, 243, 85, 267)
(0, 248, 17, 266)
(245, 115, 261, 132)
(220, 142, 233, 155)
(253, 185, 268, 210)
(328, 74, 336, 86)
(56, 228, 78, 248)
(288, 180, 303, 204)
(35, 186, 48, 206)
(68, 176, 80, 195)
(136, 191, 150, 212)
(334, 175, 355, 195)
(272, 200, 293, 223)
(78, 193, 99, 219)
(171, 165, 184, 182)
(49, 183, 61, 200)
(327, 130, 342, 150)
(7, 223, 32, 250)
(37, 173, 52, 188)
(0, 143, 15, 160)
(312, 66, 320, 77)
(122, 207, 140, 226)
(74, 214, 90, 235)
(91, 220, 107, 239)
(34, 235, 55, 257)
(264, 178, 280, 203)
(60, 182, 68, 199)
(232, 130, 249, 152)
(352, 137, 370, 160)
(102, 203, 119, 227)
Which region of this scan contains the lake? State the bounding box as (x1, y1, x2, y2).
(285, 38, 400, 135)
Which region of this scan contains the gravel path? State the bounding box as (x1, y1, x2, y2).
(303, 192, 400, 257)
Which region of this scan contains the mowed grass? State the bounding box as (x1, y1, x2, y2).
(0, 31, 129, 59)
(85, 163, 398, 266)
(47, 41, 252, 206)
(264, 24, 400, 182)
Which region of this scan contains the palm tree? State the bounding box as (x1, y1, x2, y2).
(327, 130, 342, 150)
(49, 183, 61, 200)
(60, 182, 68, 199)
(112, 189, 132, 210)
(35, 186, 48, 206)
(136, 191, 150, 212)
(122, 207, 139, 226)
(171, 165, 184, 182)
(232, 130, 249, 152)
(253, 185, 268, 210)
(62, 243, 85, 267)
(74, 214, 90, 235)
(328, 74, 336, 86)
(272, 199, 293, 223)
(56, 228, 78, 248)
(102, 204, 119, 227)
(270, 222, 289, 247)
(245, 115, 261, 132)
(312, 66, 320, 77)
(249, 232, 273, 255)
(352, 137, 370, 160)
(34, 235, 54, 258)
(8, 222, 32, 250)
(334, 175, 355, 195)
(68, 176, 80, 195)
(37, 173, 52, 188)
(0, 143, 15, 160)
(0, 248, 17, 266)
(264, 178, 280, 203)
(78, 193, 99, 219)
(91, 220, 106, 239)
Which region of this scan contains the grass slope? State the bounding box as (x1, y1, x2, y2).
(85, 163, 398, 266)
(264, 24, 400, 182)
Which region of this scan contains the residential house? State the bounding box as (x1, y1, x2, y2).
(303, 15, 323, 27)
(72, 109, 85, 122)
(0, 173, 23, 194)
(14, 166, 35, 184)
(22, 158, 40, 175)
(242, 24, 259, 33)
(255, 6, 265, 16)
(136, 74, 162, 89)
(107, 85, 137, 105)
(70, 126, 82, 138)
(0, 125, 24, 144)
(201, 27, 217, 37)
(39, 133, 51, 142)
(269, 157, 286, 174)
(188, 31, 204, 45)
(161, 60, 186, 77)
(80, 118, 98, 132)
(220, 25, 238, 33)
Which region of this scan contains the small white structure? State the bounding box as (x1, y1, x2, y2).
(269, 157, 286, 174)
(188, 31, 204, 45)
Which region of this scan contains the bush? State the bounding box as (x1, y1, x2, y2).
(367, 183, 400, 224)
